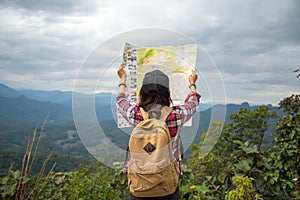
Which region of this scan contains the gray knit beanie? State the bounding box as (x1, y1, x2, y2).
(142, 70, 169, 92)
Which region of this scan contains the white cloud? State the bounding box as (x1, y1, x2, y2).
(0, 0, 299, 104)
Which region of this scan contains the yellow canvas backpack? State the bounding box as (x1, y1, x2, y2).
(127, 106, 180, 197)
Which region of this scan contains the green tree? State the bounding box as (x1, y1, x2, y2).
(188, 121, 229, 199)
(225, 106, 277, 151)
(220, 106, 277, 198)
(223, 141, 266, 195)
(264, 94, 300, 199)
(188, 106, 277, 199)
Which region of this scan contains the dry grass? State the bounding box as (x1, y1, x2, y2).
(2, 113, 56, 200)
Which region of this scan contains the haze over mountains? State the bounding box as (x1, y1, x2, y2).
(0, 82, 282, 139)
(0, 82, 281, 135)
(0, 83, 114, 127)
(0, 83, 218, 127)
(0, 82, 282, 175)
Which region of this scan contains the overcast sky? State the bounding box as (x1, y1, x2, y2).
(0, 0, 299, 105)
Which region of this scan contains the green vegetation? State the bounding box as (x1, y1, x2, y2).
(225, 175, 263, 200)
(36, 165, 120, 200)
(1, 83, 299, 199)
(1, 163, 123, 200)
(264, 94, 300, 199)
(1, 93, 299, 199)
(183, 94, 300, 199)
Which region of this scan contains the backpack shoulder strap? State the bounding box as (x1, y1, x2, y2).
(159, 106, 173, 122)
(140, 107, 148, 120)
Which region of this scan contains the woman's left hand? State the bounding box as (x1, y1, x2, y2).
(117, 64, 127, 83)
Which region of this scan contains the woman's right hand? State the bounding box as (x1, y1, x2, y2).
(189, 69, 198, 84)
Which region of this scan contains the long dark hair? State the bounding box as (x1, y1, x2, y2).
(139, 84, 172, 112)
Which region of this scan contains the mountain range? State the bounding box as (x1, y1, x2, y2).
(0, 83, 282, 175)
(0, 83, 116, 127)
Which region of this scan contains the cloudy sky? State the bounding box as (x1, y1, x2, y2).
(0, 0, 299, 105)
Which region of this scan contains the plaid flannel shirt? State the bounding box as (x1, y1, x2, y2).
(116, 92, 201, 175)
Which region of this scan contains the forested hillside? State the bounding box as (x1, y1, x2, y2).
(0, 83, 299, 199)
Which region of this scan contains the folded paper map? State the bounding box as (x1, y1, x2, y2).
(117, 43, 197, 128)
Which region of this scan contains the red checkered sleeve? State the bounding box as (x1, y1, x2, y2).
(116, 92, 143, 127)
(178, 92, 201, 124)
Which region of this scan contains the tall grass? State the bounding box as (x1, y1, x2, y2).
(1, 114, 56, 199)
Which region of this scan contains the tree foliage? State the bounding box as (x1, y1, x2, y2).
(1, 164, 124, 200)
(1, 93, 299, 199)
(264, 94, 300, 199)
(225, 106, 277, 150)
(36, 165, 119, 200)
(225, 175, 263, 200)
(188, 105, 284, 199)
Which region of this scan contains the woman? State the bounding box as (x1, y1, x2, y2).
(117, 64, 201, 199)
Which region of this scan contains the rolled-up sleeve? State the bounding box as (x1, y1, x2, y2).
(179, 92, 201, 124)
(116, 92, 134, 122)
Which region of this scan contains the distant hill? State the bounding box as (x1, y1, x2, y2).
(20, 89, 73, 104)
(0, 95, 72, 127)
(0, 83, 20, 97)
(0, 83, 112, 104)
(0, 83, 72, 103)
(0, 83, 118, 127)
